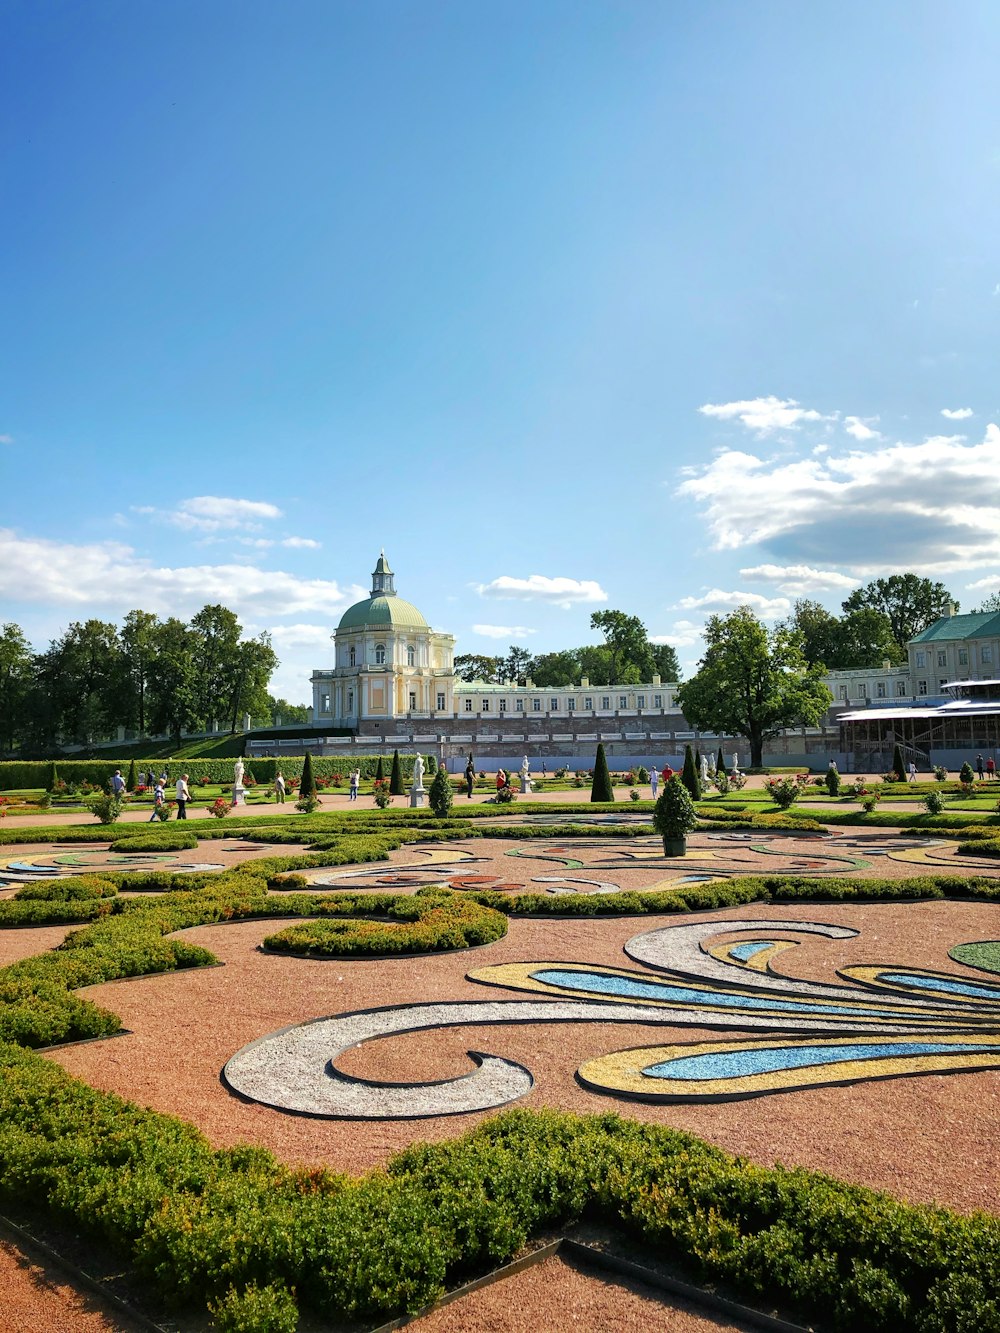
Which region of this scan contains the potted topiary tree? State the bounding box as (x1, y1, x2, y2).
(652, 777, 698, 856)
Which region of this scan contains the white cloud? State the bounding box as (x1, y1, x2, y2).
(0, 529, 354, 619)
(475, 574, 607, 608)
(844, 416, 881, 441)
(471, 624, 536, 639)
(698, 396, 831, 436)
(963, 575, 1000, 590)
(739, 563, 859, 594)
(941, 407, 974, 420)
(0, 434, 12, 445)
(134, 496, 283, 533)
(651, 620, 703, 648)
(255, 623, 334, 649)
(677, 589, 792, 618)
(237, 537, 275, 549)
(677, 422, 1000, 574)
(281, 536, 322, 549)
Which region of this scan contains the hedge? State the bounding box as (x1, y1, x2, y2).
(0, 755, 439, 791)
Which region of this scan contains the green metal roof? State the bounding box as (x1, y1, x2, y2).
(337, 594, 429, 631)
(911, 612, 1000, 642)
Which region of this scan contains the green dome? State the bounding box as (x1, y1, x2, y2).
(337, 595, 429, 631)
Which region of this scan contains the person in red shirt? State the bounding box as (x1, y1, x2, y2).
(495, 768, 507, 792)
(662, 765, 674, 782)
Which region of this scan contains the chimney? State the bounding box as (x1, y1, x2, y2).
(941, 602, 956, 618)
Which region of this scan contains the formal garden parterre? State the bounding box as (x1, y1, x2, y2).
(2, 799, 1000, 1329)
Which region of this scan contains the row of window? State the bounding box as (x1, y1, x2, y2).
(839, 681, 908, 700)
(461, 694, 665, 714)
(914, 646, 990, 669)
(348, 645, 417, 667)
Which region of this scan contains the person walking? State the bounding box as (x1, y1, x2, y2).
(977, 754, 986, 781)
(907, 761, 917, 782)
(175, 773, 190, 819)
(988, 757, 996, 780)
(275, 771, 286, 804)
(111, 769, 126, 797)
(349, 768, 360, 801)
(148, 780, 165, 821)
(465, 758, 475, 799)
(650, 765, 659, 798)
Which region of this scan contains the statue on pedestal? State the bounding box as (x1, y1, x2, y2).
(520, 755, 531, 793)
(410, 753, 426, 807)
(234, 758, 244, 788)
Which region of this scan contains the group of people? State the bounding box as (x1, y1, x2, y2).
(976, 755, 998, 780)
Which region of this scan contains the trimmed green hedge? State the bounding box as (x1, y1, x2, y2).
(0, 755, 440, 791)
(263, 891, 508, 958)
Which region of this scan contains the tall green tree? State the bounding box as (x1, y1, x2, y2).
(43, 620, 122, 746)
(589, 610, 654, 683)
(146, 618, 199, 748)
(527, 650, 581, 687)
(0, 623, 34, 754)
(681, 744, 701, 801)
(650, 643, 682, 682)
(500, 645, 533, 685)
(785, 599, 902, 670)
(389, 748, 404, 795)
(299, 751, 316, 798)
(841, 576, 955, 651)
(676, 608, 832, 768)
(189, 605, 242, 730)
(225, 635, 278, 733)
(267, 696, 312, 724)
(119, 609, 161, 735)
(453, 654, 503, 683)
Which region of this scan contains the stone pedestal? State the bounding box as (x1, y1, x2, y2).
(232, 785, 246, 806)
(409, 782, 426, 808)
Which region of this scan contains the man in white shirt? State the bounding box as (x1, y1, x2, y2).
(176, 773, 190, 819)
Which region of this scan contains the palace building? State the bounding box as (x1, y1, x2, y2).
(298, 555, 1000, 772)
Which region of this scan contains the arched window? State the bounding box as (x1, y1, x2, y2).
(349, 646, 356, 667)
(407, 645, 415, 667)
(375, 643, 386, 665)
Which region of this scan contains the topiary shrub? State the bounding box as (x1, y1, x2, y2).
(87, 792, 126, 825)
(652, 777, 697, 852)
(924, 790, 945, 815)
(636, 766, 649, 783)
(299, 752, 316, 799)
(681, 744, 701, 802)
(960, 762, 976, 787)
(126, 759, 137, 792)
(825, 765, 841, 797)
(375, 755, 385, 783)
(716, 747, 727, 776)
(425, 753, 437, 775)
(892, 743, 907, 782)
(429, 766, 453, 817)
(389, 749, 404, 796)
(590, 744, 614, 802)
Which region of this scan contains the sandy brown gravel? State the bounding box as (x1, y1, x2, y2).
(408, 1253, 758, 1332)
(0, 1236, 147, 1333)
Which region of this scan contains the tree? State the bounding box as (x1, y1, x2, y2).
(500, 645, 533, 685)
(784, 599, 902, 670)
(681, 744, 701, 801)
(527, 651, 581, 688)
(267, 696, 311, 725)
(842, 576, 955, 651)
(119, 609, 160, 735)
(189, 605, 243, 729)
(973, 591, 1000, 614)
(590, 743, 614, 802)
(453, 654, 503, 683)
(650, 643, 681, 682)
(590, 610, 654, 683)
(42, 620, 122, 745)
(676, 607, 832, 769)
(126, 759, 137, 792)
(300, 751, 316, 798)
(225, 636, 278, 733)
(429, 765, 453, 817)
(146, 618, 199, 748)
(0, 623, 34, 754)
(891, 743, 906, 782)
(389, 749, 404, 795)
(716, 747, 727, 776)
(375, 755, 385, 782)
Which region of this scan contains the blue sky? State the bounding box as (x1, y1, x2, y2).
(3, 0, 1000, 702)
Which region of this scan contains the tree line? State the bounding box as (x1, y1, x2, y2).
(454, 611, 682, 688)
(0, 606, 282, 756)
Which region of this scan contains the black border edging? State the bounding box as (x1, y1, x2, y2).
(0, 1210, 170, 1333)
(362, 1235, 814, 1333)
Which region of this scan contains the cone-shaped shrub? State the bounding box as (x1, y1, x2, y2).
(299, 752, 316, 798)
(47, 762, 58, 792)
(375, 755, 385, 782)
(652, 776, 698, 841)
(425, 753, 437, 775)
(891, 743, 906, 782)
(590, 744, 614, 802)
(390, 749, 404, 796)
(681, 744, 701, 801)
(126, 759, 137, 792)
(716, 747, 727, 776)
(429, 765, 453, 817)
(825, 765, 841, 796)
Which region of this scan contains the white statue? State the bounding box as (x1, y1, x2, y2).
(520, 754, 531, 794)
(732, 753, 739, 772)
(521, 755, 530, 777)
(234, 759, 244, 788)
(412, 754, 425, 788)
(699, 753, 709, 783)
